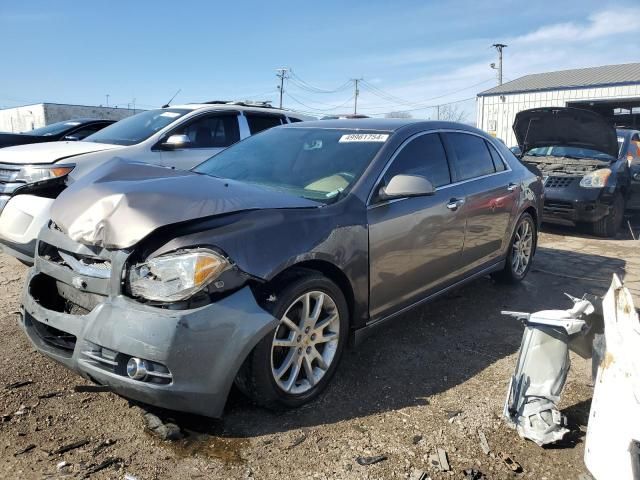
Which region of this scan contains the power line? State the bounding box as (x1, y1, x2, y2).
(284, 92, 355, 113)
(289, 71, 352, 94)
(276, 67, 290, 108)
(359, 78, 494, 109)
(365, 96, 476, 117)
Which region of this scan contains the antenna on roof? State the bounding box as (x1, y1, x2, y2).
(162, 89, 182, 108)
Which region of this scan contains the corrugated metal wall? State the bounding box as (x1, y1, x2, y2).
(476, 84, 640, 147)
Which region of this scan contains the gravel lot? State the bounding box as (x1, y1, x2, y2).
(0, 222, 638, 479)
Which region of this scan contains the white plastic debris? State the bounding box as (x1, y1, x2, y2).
(502, 295, 595, 446)
(584, 275, 640, 480)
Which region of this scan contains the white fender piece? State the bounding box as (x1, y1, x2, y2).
(584, 275, 640, 480)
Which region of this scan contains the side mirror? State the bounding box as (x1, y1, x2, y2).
(632, 168, 640, 182)
(64, 135, 79, 141)
(160, 134, 191, 150)
(379, 174, 435, 200)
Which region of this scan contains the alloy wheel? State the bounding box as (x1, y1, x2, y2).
(511, 219, 533, 276)
(270, 291, 340, 395)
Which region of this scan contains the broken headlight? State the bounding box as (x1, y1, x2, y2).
(579, 168, 611, 188)
(128, 249, 231, 302)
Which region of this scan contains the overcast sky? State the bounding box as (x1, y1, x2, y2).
(0, 0, 638, 120)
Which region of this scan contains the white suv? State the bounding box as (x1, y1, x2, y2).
(0, 102, 312, 263)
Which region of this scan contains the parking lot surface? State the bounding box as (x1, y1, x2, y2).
(0, 224, 637, 479)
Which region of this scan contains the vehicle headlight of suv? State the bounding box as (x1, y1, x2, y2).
(128, 249, 231, 302)
(579, 168, 611, 188)
(16, 164, 75, 184)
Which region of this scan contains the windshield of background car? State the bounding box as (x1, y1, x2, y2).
(527, 145, 615, 161)
(193, 127, 390, 202)
(83, 108, 189, 146)
(24, 120, 82, 136)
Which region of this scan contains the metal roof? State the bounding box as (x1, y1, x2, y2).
(478, 63, 640, 96)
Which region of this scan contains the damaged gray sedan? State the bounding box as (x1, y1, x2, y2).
(20, 119, 543, 417)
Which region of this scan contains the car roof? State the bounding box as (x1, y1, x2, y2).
(282, 118, 482, 133)
(170, 103, 311, 118)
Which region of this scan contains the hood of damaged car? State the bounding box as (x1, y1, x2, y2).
(50, 157, 321, 248)
(513, 107, 618, 158)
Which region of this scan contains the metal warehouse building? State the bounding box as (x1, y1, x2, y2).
(476, 62, 640, 147)
(0, 103, 138, 133)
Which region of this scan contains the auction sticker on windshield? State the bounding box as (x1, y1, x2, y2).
(339, 133, 389, 143)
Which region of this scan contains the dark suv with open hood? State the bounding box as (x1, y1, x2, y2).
(20, 119, 542, 417)
(515, 107, 630, 237)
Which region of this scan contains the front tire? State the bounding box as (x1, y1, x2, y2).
(591, 193, 624, 238)
(493, 212, 536, 284)
(236, 272, 349, 410)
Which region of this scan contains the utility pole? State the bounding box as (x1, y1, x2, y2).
(491, 43, 507, 85)
(352, 78, 362, 115)
(276, 68, 289, 109)
(436, 105, 440, 120)
(105, 94, 110, 107)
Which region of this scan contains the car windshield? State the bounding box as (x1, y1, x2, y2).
(193, 127, 389, 202)
(23, 120, 83, 136)
(84, 108, 189, 146)
(527, 146, 615, 161)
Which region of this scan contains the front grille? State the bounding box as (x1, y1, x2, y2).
(544, 200, 574, 214)
(29, 316, 77, 356)
(545, 176, 575, 189)
(0, 164, 20, 183)
(39, 242, 112, 279)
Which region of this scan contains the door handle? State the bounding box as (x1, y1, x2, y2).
(446, 198, 465, 210)
(507, 183, 518, 192)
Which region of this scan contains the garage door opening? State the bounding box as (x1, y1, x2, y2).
(567, 98, 640, 129)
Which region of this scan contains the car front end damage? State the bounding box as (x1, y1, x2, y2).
(20, 224, 278, 418)
(522, 156, 620, 226)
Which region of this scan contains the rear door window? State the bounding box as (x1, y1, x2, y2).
(245, 113, 284, 134)
(486, 141, 507, 172)
(446, 133, 496, 181)
(173, 114, 240, 148)
(384, 133, 451, 188)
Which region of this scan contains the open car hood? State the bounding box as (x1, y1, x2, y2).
(51, 158, 320, 248)
(513, 107, 618, 158)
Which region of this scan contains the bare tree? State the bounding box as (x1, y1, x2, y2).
(435, 104, 468, 123)
(385, 111, 413, 119)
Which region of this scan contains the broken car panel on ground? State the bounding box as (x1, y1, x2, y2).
(19, 119, 542, 417)
(504, 275, 640, 479)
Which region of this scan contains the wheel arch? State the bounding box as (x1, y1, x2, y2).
(259, 259, 356, 328)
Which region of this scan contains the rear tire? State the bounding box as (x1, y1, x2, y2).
(235, 272, 349, 410)
(591, 193, 624, 238)
(493, 212, 536, 284)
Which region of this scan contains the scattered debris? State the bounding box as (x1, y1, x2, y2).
(355, 455, 387, 466)
(14, 405, 29, 416)
(56, 461, 69, 471)
(463, 468, 487, 480)
(437, 448, 450, 471)
(13, 444, 36, 456)
(502, 294, 597, 446)
(428, 448, 450, 472)
(82, 457, 123, 477)
(51, 439, 90, 456)
(478, 430, 490, 455)
(409, 469, 430, 480)
(411, 434, 423, 445)
(93, 439, 117, 455)
(143, 412, 182, 441)
(38, 391, 63, 399)
(6, 380, 33, 390)
(445, 409, 462, 421)
(1, 414, 12, 423)
(287, 434, 306, 449)
(124, 474, 139, 480)
(499, 453, 522, 473)
(73, 384, 112, 393)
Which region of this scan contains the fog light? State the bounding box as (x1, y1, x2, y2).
(126, 357, 148, 380)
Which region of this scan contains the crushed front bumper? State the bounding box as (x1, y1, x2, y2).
(19, 226, 277, 418)
(542, 179, 615, 226)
